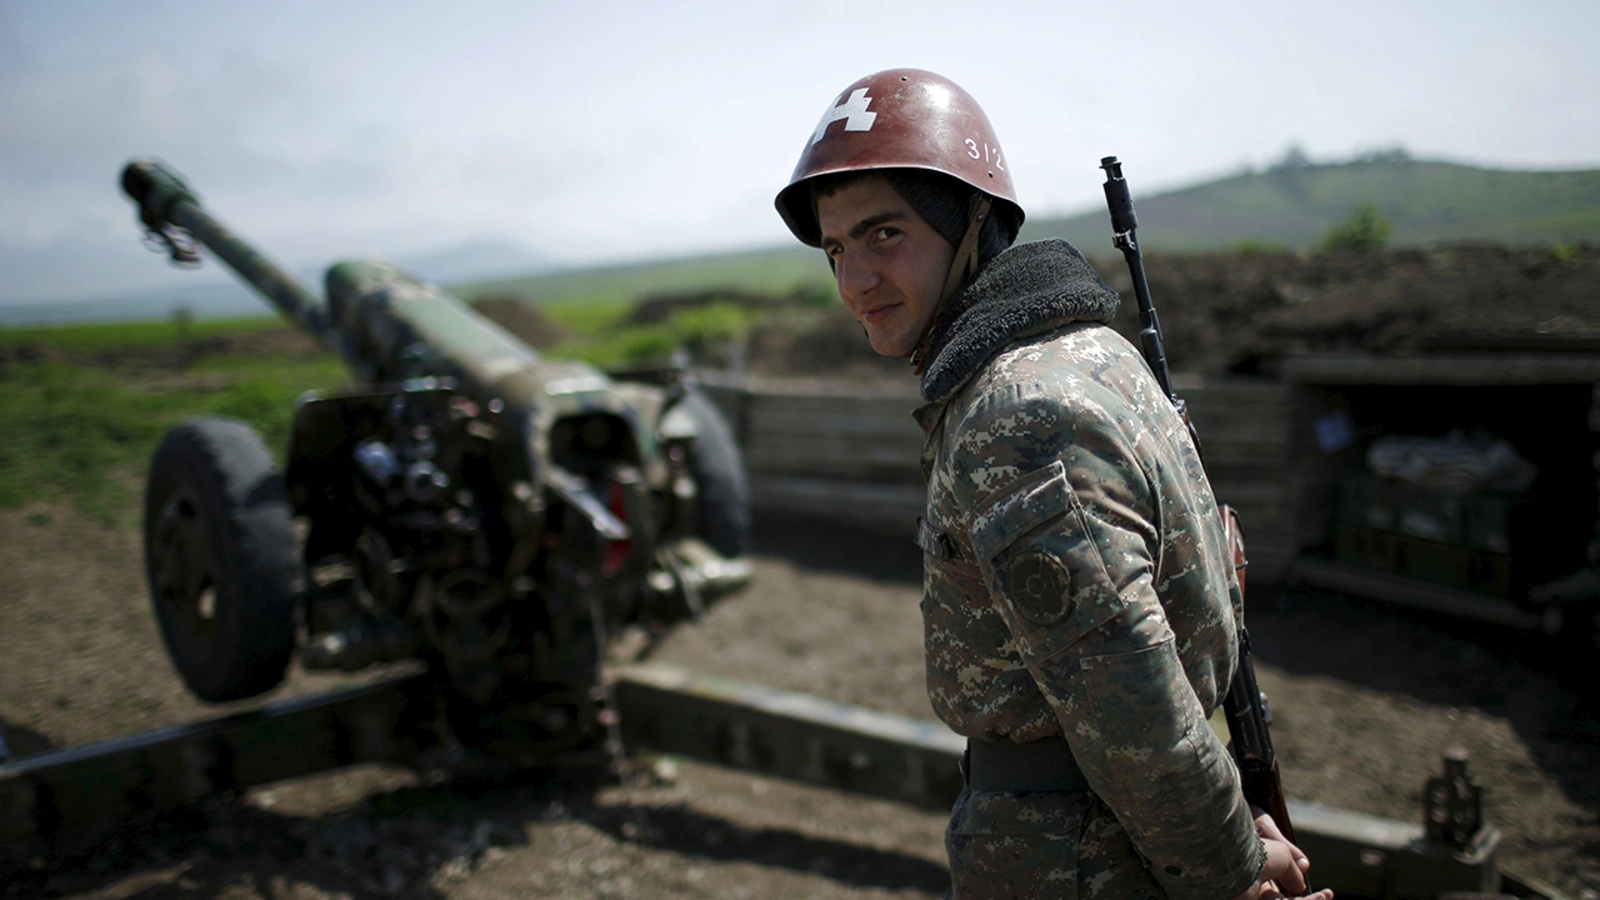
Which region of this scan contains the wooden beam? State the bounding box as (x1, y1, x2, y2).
(1282, 354, 1600, 386)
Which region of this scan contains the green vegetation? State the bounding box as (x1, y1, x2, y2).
(1235, 238, 1289, 255)
(0, 319, 346, 524)
(0, 298, 781, 520)
(0, 315, 286, 353)
(1021, 159, 1600, 252)
(543, 300, 765, 369)
(1321, 204, 1394, 251)
(539, 299, 632, 336)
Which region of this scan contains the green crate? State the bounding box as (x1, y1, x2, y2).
(1394, 534, 1471, 587)
(1332, 523, 1514, 598)
(1333, 523, 1399, 571)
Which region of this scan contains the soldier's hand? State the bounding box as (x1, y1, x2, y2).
(1230, 810, 1334, 900)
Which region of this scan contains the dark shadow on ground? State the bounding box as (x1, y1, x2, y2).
(751, 509, 922, 586)
(0, 765, 949, 899)
(0, 718, 54, 763)
(1245, 583, 1600, 840)
(580, 800, 950, 894)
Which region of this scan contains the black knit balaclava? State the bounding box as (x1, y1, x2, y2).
(880, 169, 1019, 271)
(809, 169, 1020, 272)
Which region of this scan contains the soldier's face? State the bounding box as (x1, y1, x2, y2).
(816, 175, 956, 358)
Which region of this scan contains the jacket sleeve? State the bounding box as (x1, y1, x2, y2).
(948, 384, 1266, 900)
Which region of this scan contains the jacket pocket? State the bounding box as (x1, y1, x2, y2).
(966, 462, 1127, 662)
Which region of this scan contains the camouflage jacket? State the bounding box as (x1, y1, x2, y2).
(914, 240, 1266, 899)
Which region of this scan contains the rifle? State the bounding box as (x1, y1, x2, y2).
(1100, 156, 1297, 846)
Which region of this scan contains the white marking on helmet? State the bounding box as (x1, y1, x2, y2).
(811, 88, 877, 145)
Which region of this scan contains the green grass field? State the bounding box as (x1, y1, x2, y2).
(0, 302, 765, 522)
(0, 316, 290, 353)
(0, 320, 348, 525)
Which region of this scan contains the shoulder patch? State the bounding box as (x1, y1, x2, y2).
(1005, 548, 1074, 626)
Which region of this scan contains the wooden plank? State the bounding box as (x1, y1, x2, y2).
(0, 674, 436, 842)
(1186, 415, 1292, 440)
(749, 394, 920, 419)
(614, 664, 1528, 899)
(743, 438, 920, 480)
(1282, 353, 1600, 386)
(745, 375, 922, 400)
(743, 445, 917, 471)
(1187, 403, 1293, 423)
(750, 475, 924, 533)
(5, 656, 1536, 897)
(737, 378, 1303, 581)
(746, 411, 923, 441)
(1208, 482, 1290, 508)
(1243, 545, 1296, 584)
(1198, 445, 1293, 471)
(1288, 557, 1542, 629)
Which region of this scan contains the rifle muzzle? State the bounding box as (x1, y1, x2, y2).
(1099, 156, 1139, 236)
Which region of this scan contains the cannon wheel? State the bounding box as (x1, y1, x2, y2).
(143, 418, 298, 703)
(681, 387, 750, 558)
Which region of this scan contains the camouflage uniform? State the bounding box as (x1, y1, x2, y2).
(913, 239, 1267, 899)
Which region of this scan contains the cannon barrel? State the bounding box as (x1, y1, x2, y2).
(121, 159, 355, 365)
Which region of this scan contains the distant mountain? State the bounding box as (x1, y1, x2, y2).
(0, 238, 554, 328)
(1022, 159, 1600, 252)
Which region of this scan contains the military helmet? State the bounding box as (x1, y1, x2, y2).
(775, 68, 1025, 248)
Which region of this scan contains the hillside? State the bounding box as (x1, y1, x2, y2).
(1023, 159, 1600, 252)
(462, 159, 1600, 311)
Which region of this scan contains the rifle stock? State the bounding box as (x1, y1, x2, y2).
(1220, 506, 1296, 844)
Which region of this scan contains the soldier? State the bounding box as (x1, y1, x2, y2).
(775, 69, 1332, 900)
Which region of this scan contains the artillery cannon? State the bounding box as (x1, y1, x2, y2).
(120, 159, 750, 760)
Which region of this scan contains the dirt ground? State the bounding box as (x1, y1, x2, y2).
(2, 501, 1598, 898)
(4, 242, 1600, 897)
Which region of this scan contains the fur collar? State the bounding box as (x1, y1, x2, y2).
(919, 239, 1121, 404)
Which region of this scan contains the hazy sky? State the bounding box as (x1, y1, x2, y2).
(2, 0, 1597, 303)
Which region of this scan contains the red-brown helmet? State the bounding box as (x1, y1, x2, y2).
(775, 68, 1024, 248)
